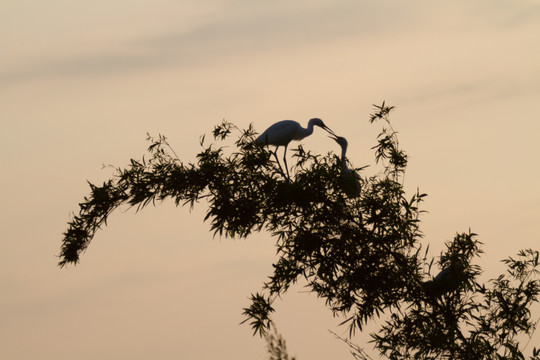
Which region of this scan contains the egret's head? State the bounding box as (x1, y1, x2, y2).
(309, 118, 336, 136)
(329, 134, 348, 150)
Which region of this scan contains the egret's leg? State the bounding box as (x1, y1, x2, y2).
(272, 149, 281, 169)
(282, 144, 290, 179)
(271, 147, 286, 179)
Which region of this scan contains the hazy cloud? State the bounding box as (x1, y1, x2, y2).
(397, 77, 540, 112)
(0, 1, 419, 83)
(1, 0, 539, 84)
(464, 0, 540, 27)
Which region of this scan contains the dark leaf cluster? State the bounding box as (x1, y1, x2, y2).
(59, 104, 540, 359)
(373, 239, 540, 359)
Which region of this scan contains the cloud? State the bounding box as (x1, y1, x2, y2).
(0, 0, 419, 84)
(2, 0, 539, 85)
(396, 77, 540, 112)
(463, 0, 540, 27)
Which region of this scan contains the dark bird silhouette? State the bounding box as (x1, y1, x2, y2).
(422, 262, 465, 298)
(329, 135, 361, 197)
(255, 118, 335, 178)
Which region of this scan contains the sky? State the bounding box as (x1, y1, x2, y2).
(1, 0, 540, 359)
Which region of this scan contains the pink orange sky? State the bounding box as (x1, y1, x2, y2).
(1, 1, 540, 359)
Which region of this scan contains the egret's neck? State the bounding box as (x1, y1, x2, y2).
(340, 145, 348, 171)
(340, 145, 347, 162)
(304, 122, 316, 136)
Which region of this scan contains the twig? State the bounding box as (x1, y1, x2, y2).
(329, 330, 374, 360)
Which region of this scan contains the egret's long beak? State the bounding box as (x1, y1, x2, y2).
(323, 125, 337, 137)
(328, 134, 340, 142)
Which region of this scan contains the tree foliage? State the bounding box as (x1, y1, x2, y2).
(266, 326, 296, 360)
(60, 104, 540, 359)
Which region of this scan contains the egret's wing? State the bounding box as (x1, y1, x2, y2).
(265, 120, 296, 133)
(255, 120, 297, 146)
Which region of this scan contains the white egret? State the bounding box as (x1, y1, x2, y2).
(330, 135, 361, 197)
(422, 262, 465, 298)
(255, 118, 335, 178)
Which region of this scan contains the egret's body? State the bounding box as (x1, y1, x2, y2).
(422, 262, 465, 298)
(255, 118, 334, 178)
(330, 135, 361, 197)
